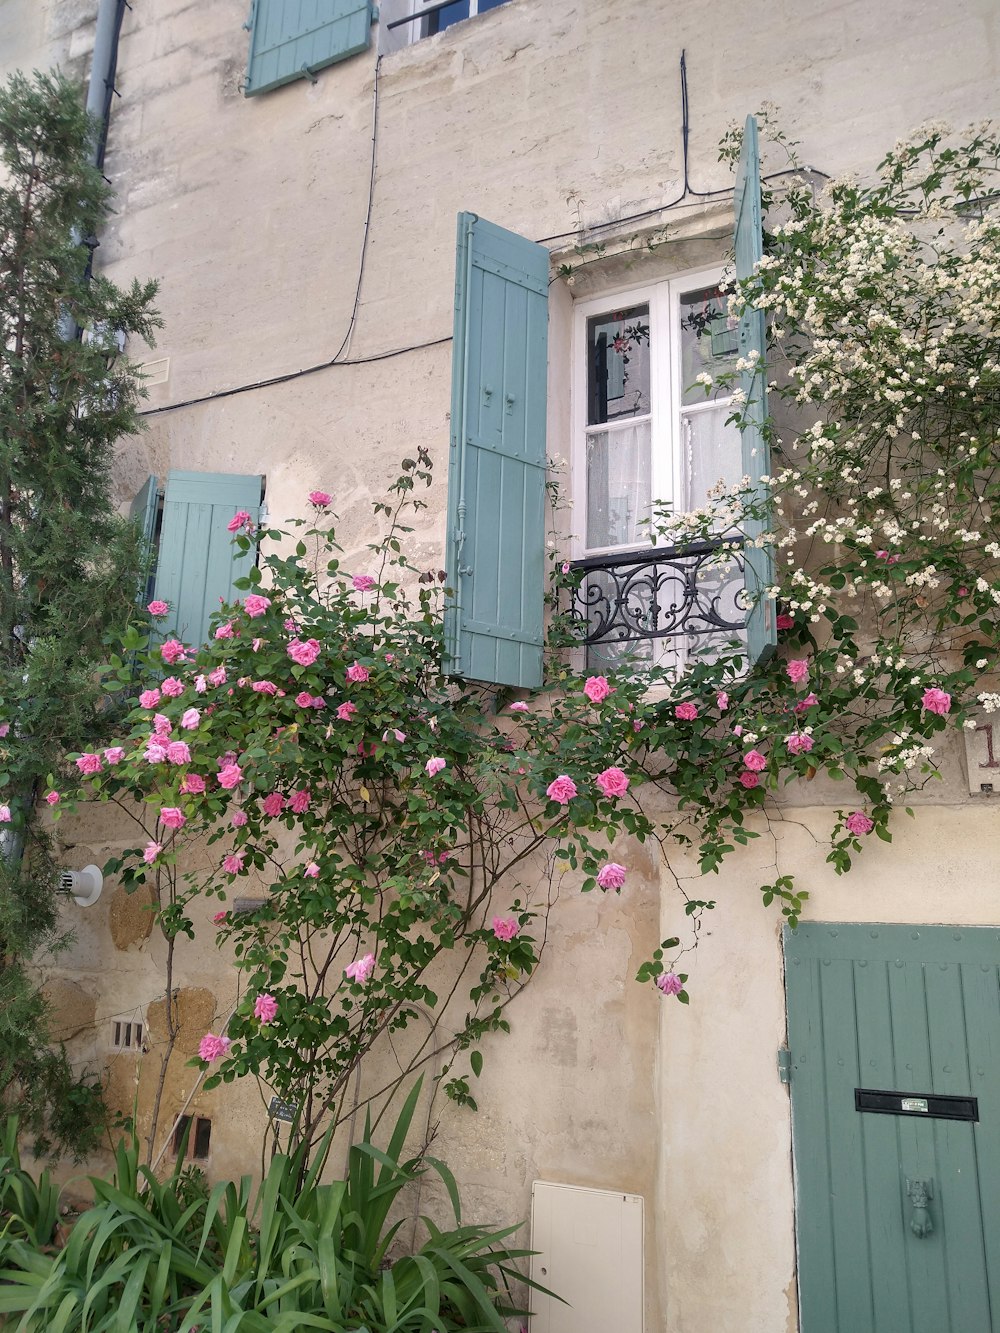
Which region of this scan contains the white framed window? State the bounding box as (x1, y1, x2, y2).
(569, 268, 748, 674)
(380, 0, 509, 53)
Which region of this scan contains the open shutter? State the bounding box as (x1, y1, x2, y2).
(154, 471, 263, 648)
(444, 213, 549, 688)
(734, 114, 777, 666)
(130, 475, 160, 607)
(245, 0, 373, 96)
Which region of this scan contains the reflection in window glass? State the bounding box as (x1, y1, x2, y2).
(679, 285, 737, 406)
(586, 304, 650, 425)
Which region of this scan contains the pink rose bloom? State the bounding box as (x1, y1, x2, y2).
(346, 662, 370, 684)
(0, 722, 8, 737)
(561, 561, 571, 574)
(181, 707, 201, 730)
(195, 675, 207, 694)
(147, 600, 169, 617)
(254, 994, 279, 1023)
(153, 713, 172, 736)
(161, 676, 184, 698)
(160, 639, 186, 665)
(244, 594, 271, 618)
(336, 702, 357, 722)
(425, 756, 447, 777)
(295, 691, 314, 707)
(674, 702, 698, 721)
(845, 810, 875, 836)
(227, 510, 251, 533)
(384, 653, 395, 664)
(874, 549, 900, 564)
(262, 792, 285, 818)
(75, 752, 103, 776)
(492, 917, 520, 942)
(776, 612, 795, 631)
(922, 686, 952, 716)
(231, 809, 248, 827)
(583, 675, 611, 703)
(716, 691, 729, 711)
(509, 702, 529, 713)
(739, 771, 760, 789)
(103, 746, 125, 765)
(655, 972, 683, 997)
(288, 788, 311, 814)
(139, 687, 161, 709)
(596, 862, 627, 891)
(308, 491, 332, 508)
(786, 659, 810, 686)
(595, 767, 629, 799)
(303, 861, 320, 878)
(0, 805, 11, 823)
(143, 841, 162, 863)
(345, 952, 376, 984)
(546, 774, 578, 804)
(733, 724, 743, 736)
(743, 749, 767, 772)
(45, 791, 60, 806)
(288, 638, 321, 667)
(180, 773, 206, 795)
(222, 852, 245, 874)
(215, 622, 234, 640)
(198, 1033, 231, 1062)
(167, 740, 192, 765)
(208, 666, 227, 686)
(794, 692, 819, 714)
(144, 740, 168, 764)
(212, 910, 228, 924)
(251, 680, 278, 696)
(381, 728, 406, 742)
(352, 574, 376, 591)
(159, 807, 186, 830)
(786, 732, 814, 756)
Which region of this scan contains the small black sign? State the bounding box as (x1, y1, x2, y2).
(855, 1087, 978, 1122)
(268, 1096, 297, 1123)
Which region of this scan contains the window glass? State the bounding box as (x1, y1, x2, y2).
(586, 423, 652, 550)
(429, 0, 470, 32)
(678, 285, 737, 406)
(586, 304, 650, 424)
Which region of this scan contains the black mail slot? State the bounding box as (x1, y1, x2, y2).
(855, 1087, 979, 1122)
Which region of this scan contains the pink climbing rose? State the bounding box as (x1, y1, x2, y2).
(308, 491, 332, 507)
(352, 574, 376, 591)
(596, 862, 627, 891)
(425, 757, 447, 777)
(288, 638, 321, 666)
(198, 1033, 231, 1062)
(304, 861, 320, 878)
(159, 807, 186, 830)
(243, 594, 271, 618)
(208, 665, 227, 686)
(167, 741, 191, 765)
(739, 771, 759, 789)
(776, 612, 795, 631)
(222, 852, 245, 874)
(181, 773, 206, 795)
(147, 599, 169, 617)
(45, 791, 60, 806)
(793, 692, 819, 714)
(143, 841, 162, 863)
(254, 994, 279, 1023)
(346, 662, 370, 683)
(509, 702, 529, 713)
(716, 691, 729, 711)
(181, 707, 201, 730)
(103, 746, 125, 764)
(922, 686, 952, 716)
(492, 917, 520, 942)
(345, 953, 376, 984)
(160, 639, 186, 665)
(786, 659, 810, 686)
(75, 752, 103, 775)
(161, 676, 184, 697)
(0, 806, 10, 823)
(336, 702, 357, 722)
(583, 675, 611, 703)
(227, 510, 251, 533)
(231, 810, 248, 827)
(674, 702, 698, 721)
(595, 767, 629, 799)
(218, 763, 243, 790)
(261, 792, 285, 818)
(546, 775, 578, 804)
(288, 788, 311, 814)
(845, 811, 875, 836)
(215, 622, 234, 640)
(743, 749, 767, 772)
(655, 972, 683, 997)
(786, 732, 814, 756)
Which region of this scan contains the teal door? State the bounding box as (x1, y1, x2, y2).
(785, 923, 1000, 1332)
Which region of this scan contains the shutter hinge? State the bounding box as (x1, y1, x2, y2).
(371, 4, 380, 21)
(777, 1047, 791, 1084)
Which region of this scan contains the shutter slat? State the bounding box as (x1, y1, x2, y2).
(245, 0, 372, 96)
(153, 471, 263, 648)
(445, 213, 549, 688)
(734, 114, 777, 666)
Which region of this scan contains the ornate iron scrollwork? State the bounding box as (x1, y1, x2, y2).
(566, 538, 749, 648)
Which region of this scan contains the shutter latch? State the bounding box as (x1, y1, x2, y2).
(777, 1047, 791, 1084)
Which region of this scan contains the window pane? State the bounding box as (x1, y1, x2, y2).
(679, 285, 737, 405)
(586, 421, 651, 550)
(587, 304, 650, 425)
(429, 0, 470, 32)
(476, 0, 509, 10)
(681, 404, 743, 515)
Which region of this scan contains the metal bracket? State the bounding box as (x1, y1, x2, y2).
(776, 1047, 791, 1084)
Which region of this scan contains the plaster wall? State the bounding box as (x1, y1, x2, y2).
(2, 0, 1000, 1329)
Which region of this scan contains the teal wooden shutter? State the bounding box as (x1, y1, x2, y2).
(154, 471, 263, 648)
(245, 0, 373, 96)
(734, 114, 777, 666)
(444, 212, 549, 688)
(130, 475, 160, 607)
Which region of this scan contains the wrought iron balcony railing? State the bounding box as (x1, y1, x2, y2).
(566, 537, 749, 653)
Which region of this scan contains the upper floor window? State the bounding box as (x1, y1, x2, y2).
(381, 0, 511, 53)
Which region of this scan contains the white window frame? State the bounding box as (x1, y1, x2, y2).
(570, 265, 737, 560)
(381, 0, 508, 52)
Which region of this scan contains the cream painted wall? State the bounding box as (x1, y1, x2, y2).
(3, 0, 1000, 1328)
